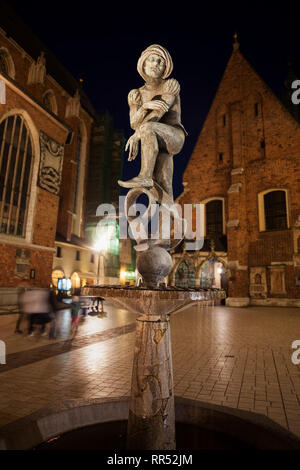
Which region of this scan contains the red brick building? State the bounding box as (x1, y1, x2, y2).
(173, 38, 300, 307)
(0, 3, 95, 304)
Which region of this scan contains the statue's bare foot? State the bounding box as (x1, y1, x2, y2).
(118, 176, 154, 188)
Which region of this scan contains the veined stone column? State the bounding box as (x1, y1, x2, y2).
(127, 313, 175, 450)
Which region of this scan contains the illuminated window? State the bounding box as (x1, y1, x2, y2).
(0, 115, 33, 236)
(52, 269, 64, 287)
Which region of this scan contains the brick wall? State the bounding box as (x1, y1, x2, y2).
(0, 244, 54, 287)
(180, 47, 300, 302)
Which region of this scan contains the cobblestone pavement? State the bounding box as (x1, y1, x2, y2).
(0, 303, 299, 438)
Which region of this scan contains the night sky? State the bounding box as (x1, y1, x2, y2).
(8, 1, 300, 199)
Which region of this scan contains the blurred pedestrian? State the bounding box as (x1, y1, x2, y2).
(91, 296, 104, 313)
(79, 295, 89, 318)
(20, 288, 52, 336)
(48, 287, 67, 339)
(15, 287, 26, 334)
(70, 294, 81, 333)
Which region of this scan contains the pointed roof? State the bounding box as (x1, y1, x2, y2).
(202, 36, 300, 130)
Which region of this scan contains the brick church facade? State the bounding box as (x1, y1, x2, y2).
(174, 39, 300, 307)
(0, 3, 95, 304)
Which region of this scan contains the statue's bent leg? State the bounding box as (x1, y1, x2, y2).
(139, 122, 160, 180)
(154, 152, 174, 200)
(150, 122, 185, 155)
(140, 122, 184, 178)
(118, 123, 185, 189)
(151, 123, 185, 200)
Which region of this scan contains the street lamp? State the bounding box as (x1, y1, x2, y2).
(93, 224, 116, 284)
(94, 241, 108, 285)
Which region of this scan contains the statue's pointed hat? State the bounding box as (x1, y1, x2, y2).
(137, 44, 173, 81)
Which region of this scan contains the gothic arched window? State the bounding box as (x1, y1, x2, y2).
(0, 115, 33, 236)
(206, 200, 223, 236)
(175, 260, 195, 287)
(264, 190, 287, 230)
(0, 52, 8, 75)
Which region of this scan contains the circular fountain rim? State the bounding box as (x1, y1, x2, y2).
(1, 397, 300, 450)
(81, 285, 226, 301)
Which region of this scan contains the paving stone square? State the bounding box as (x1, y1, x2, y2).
(0, 303, 299, 439)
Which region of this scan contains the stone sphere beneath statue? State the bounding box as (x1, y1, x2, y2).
(136, 245, 173, 288)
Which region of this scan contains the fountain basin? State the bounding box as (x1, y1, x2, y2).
(0, 397, 299, 450)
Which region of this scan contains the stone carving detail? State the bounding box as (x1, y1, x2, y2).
(231, 167, 244, 175)
(65, 89, 80, 118)
(294, 253, 300, 266)
(38, 131, 64, 195)
(0, 79, 5, 104)
(269, 266, 286, 295)
(227, 219, 239, 228)
(250, 267, 267, 298)
(294, 215, 300, 227)
(228, 182, 242, 193)
(27, 51, 46, 85)
(14, 249, 30, 279)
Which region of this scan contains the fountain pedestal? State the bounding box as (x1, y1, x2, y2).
(127, 313, 175, 449)
(82, 286, 223, 450)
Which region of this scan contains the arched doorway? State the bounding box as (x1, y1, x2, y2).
(199, 259, 228, 290)
(175, 260, 196, 287)
(51, 269, 64, 288)
(71, 272, 81, 292)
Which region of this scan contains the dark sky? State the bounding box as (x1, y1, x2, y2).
(8, 1, 300, 199)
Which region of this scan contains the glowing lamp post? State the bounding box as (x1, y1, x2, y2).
(94, 223, 116, 285)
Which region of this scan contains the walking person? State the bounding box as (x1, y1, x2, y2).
(70, 294, 81, 334)
(20, 288, 52, 336)
(15, 287, 26, 334)
(48, 286, 67, 339)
